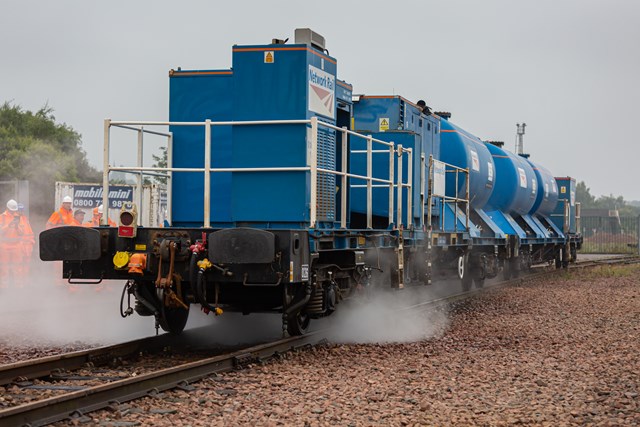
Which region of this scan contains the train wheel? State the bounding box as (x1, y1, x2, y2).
(473, 259, 486, 289)
(570, 245, 577, 264)
(458, 254, 472, 292)
(157, 288, 190, 334)
(287, 311, 310, 336)
(159, 305, 189, 334)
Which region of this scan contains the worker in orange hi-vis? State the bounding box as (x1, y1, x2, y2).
(45, 196, 81, 293)
(16, 203, 35, 282)
(46, 195, 75, 229)
(0, 199, 34, 289)
(71, 209, 86, 226)
(87, 204, 117, 227)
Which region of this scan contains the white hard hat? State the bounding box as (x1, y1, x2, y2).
(6, 199, 18, 211)
(97, 204, 104, 214)
(63, 196, 73, 203)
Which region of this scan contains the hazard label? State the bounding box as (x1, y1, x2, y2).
(379, 118, 389, 131)
(264, 51, 274, 63)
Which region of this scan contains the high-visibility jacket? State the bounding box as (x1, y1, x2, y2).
(0, 210, 34, 246)
(46, 207, 74, 229)
(86, 215, 117, 227)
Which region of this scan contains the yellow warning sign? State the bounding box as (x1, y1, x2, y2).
(264, 51, 274, 63)
(560, 187, 566, 194)
(379, 118, 389, 131)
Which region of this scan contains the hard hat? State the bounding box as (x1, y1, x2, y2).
(98, 204, 104, 214)
(6, 199, 18, 211)
(63, 196, 73, 203)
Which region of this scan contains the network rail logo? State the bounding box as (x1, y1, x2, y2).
(308, 65, 335, 119)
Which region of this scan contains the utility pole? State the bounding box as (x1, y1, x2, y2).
(516, 123, 526, 155)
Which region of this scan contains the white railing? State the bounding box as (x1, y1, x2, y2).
(102, 117, 413, 229)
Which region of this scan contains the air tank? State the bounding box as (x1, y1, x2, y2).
(484, 143, 537, 215)
(526, 159, 559, 216)
(439, 120, 495, 209)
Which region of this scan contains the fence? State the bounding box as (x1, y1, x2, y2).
(579, 215, 640, 254)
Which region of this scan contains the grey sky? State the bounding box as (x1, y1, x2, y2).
(2, 0, 639, 200)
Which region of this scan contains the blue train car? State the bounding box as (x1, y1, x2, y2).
(39, 29, 582, 336)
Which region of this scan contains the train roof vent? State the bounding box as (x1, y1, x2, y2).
(485, 140, 505, 147)
(294, 28, 326, 51)
(435, 111, 451, 120)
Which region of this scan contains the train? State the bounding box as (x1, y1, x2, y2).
(39, 29, 582, 336)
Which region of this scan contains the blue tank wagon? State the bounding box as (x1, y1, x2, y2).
(39, 29, 582, 335)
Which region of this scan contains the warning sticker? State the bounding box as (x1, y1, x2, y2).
(308, 65, 335, 119)
(518, 167, 527, 188)
(470, 150, 480, 172)
(560, 186, 566, 194)
(487, 162, 494, 182)
(379, 118, 390, 131)
(264, 51, 274, 63)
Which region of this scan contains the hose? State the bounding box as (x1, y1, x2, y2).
(197, 269, 219, 313)
(120, 281, 133, 318)
(284, 280, 313, 317)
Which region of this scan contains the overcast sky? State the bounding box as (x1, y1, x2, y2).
(2, 0, 639, 200)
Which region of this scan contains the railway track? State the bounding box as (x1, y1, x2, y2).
(0, 255, 636, 426)
(0, 332, 325, 426)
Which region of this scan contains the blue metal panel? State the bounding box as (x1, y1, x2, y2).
(230, 45, 338, 226)
(350, 132, 421, 223)
(353, 96, 434, 138)
(169, 71, 233, 226)
(439, 120, 495, 209)
(485, 210, 527, 238)
(353, 97, 403, 133)
(520, 214, 548, 239)
(474, 208, 506, 239)
(350, 95, 441, 226)
(336, 80, 352, 104)
(442, 204, 478, 236)
(551, 177, 577, 233)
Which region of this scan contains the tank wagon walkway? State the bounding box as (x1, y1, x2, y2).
(72, 264, 639, 426)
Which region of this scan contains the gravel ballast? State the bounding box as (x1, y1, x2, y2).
(18, 265, 640, 425)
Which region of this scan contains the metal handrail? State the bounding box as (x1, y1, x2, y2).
(103, 117, 413, 229)
(426, 156, 470, 233)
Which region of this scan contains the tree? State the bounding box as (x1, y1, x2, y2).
(151, 146, 168, 185)
(575, 181, 596, 208)
(0, 102, 100, 215)
(574, 180, 640, 216)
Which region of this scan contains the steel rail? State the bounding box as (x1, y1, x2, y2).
(0, 332, 324, 427)
(402, 255, 640, 313)
(0, 334, 178, 387)
(1, 256, 635, 425)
